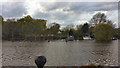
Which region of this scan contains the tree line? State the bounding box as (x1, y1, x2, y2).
(1, 13, 120, 42)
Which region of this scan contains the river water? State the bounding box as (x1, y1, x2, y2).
(2, 40, 118, 66)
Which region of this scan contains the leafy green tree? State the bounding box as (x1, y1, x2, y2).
(0, 16, 3, 39)
(113, 28, 120, 39)
(0, 15, 3, 23)
(17, 15, 47, 36)
(2, 15, 47, 41)
(2, 19, 18, 40)
(117, 28, 120, 39)
(94, 24, 113, 42)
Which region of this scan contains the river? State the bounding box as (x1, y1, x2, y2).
(2, 40, 118, 66)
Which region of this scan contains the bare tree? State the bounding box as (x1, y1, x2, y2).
(89, 13, 113, 27)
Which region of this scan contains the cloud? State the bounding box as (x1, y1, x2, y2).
(32, 2, 117, 27)
(1, 0, 119, 2)
(1, 2, 27, 18)
(0, 2, 118, 28)
(63, 2, 118, 13)
(37, 2, 118, 13)
(39, 2, 70, 11)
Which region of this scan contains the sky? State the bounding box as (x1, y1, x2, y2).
(0, 0, 119, 28)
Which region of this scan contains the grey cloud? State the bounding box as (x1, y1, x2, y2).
(1, 2, 118, 27)
(2, 2, 27, 18)
(33, 10, 78, 26)
(36, 2, 118, 27)
(39, 2, 117, 13)
(36, 2, 118, 26)
(34, 2, 118, 26)
(33, 11, 51, 19)
(33, 10, 71, 22)
(67, 2, 118, 13)
(40, 2, 70, 11)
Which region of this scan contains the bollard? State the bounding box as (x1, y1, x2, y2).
(35, 56, 47, 68)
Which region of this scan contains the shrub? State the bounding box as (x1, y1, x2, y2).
(93, 24, 113, 42)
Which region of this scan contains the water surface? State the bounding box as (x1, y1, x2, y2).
(2, 40, 118, 66)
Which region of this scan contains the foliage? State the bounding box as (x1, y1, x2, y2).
(2, 15, 47, 41)
(113, 28, 120, 39)
(61, 24, 83, 40)
(73, 30, 83, 40)
(81, 23, 89, 36)
(93, 24, 113, 42)
(48, 22, 60, 35)
(0, 15, 3, 23)
(117, 28, 120, 39)
(61, 27, 69, 36)
(69, 29, 74, 36)
(89, 13, 113, 27)
(2, 12, 118, 41)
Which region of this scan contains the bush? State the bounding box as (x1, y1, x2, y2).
(116, 28, 120, 39)
(93, 24, 113, 42)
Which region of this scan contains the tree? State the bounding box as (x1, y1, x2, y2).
(34, 19, 47, 35)
(69, 29, 74, 36)
(61, 27, 69, 36)
(89, 13, 113, 27)
(17, 15, 47, 35)
(75, 24, 84, 40)
(49, 22, 60, 35)
(117, 28, 120, 39)
(0, 15, 3, 23)
(2, 15, 47, 41)
(17, 15, 33, 37)
(76, 24, 82, 31)
(2, 19, 18, 40)
(66, 24, 74, 30)
(113, 28, 120, 39)
(81, 23, 89, 36)
(61, 24, 74, 36)
(0, 16, 3, 40)
(62, 24, 83, 40)
(93, 24, 113, 42)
